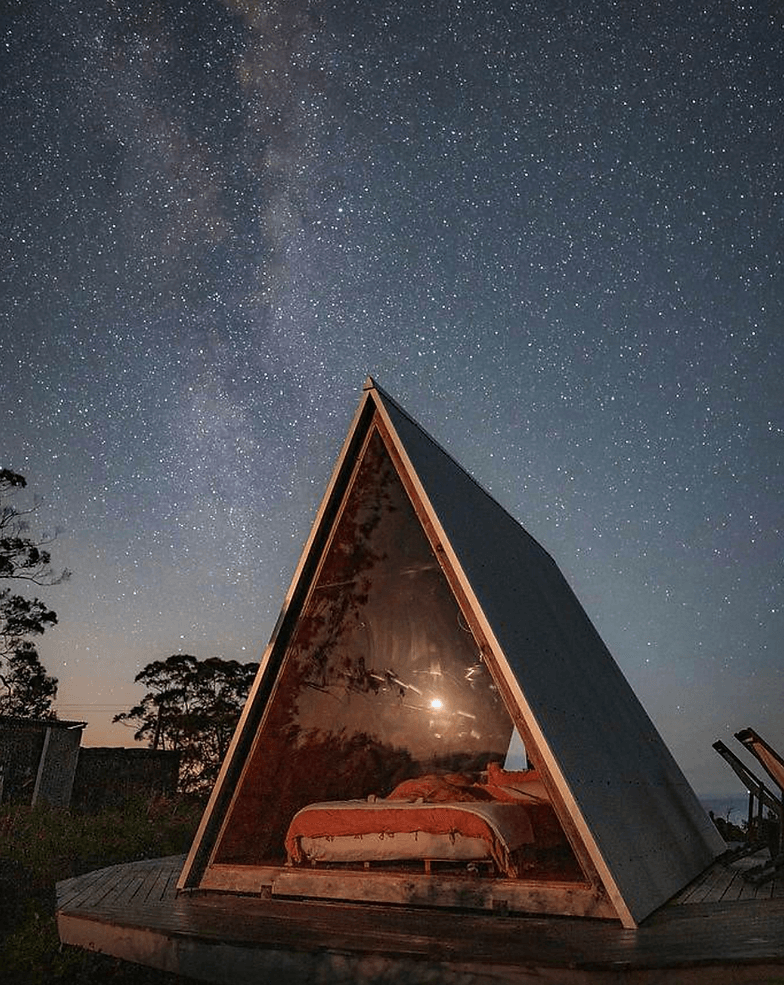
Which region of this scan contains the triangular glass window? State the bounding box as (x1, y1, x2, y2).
(211, 427, 580, 887)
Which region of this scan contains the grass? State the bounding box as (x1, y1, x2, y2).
(0, 796, 204, 984)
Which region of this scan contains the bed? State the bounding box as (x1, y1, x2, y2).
(284, 764, 563, 878)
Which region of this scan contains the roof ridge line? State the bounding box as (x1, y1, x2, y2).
(369, 377, 545, 554)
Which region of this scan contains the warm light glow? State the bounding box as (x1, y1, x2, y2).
(430, 698, 443, 710)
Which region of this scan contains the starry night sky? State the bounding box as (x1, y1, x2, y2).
(1, 0, 782, 797)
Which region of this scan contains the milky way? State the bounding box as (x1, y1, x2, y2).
(1, 0, 782, 795)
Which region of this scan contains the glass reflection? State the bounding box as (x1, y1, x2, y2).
(215, 428, 514, 865)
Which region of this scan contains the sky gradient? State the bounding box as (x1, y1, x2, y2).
(1, 0, 782, 797)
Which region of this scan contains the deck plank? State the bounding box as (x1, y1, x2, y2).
(673, 848, 782, 905)
(697, 863, 736, 903)
(59, 862, 132, 910)
(56, 867, 107, 910)
(101, 868, 145, 907)
(716, 868, 745, 901)
(141, 858, 180, 903)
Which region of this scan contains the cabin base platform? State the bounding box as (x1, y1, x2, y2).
(57, 853, 784, 984)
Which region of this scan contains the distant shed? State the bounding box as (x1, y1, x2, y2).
(0, 715, 86, 807)
(0, 716, 180, 811)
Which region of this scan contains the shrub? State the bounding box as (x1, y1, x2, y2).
(0, 796, 204, 983)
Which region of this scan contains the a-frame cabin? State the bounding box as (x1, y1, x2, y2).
(179, 378, 723, 928)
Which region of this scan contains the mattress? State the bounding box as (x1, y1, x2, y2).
(284, 799, 536, 877)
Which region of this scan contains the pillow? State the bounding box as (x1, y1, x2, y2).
(483, 762, 550, 803)
(387, 773, 491, 803)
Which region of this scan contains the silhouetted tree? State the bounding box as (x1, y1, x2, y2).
(0, 468, 66, 716)
(0, 642, 59, 718)
(114, 654, 258, 793)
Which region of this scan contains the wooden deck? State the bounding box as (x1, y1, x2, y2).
(57, 851, 784, 984)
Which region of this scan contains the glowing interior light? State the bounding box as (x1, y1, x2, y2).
(430, 698, 443, 710)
